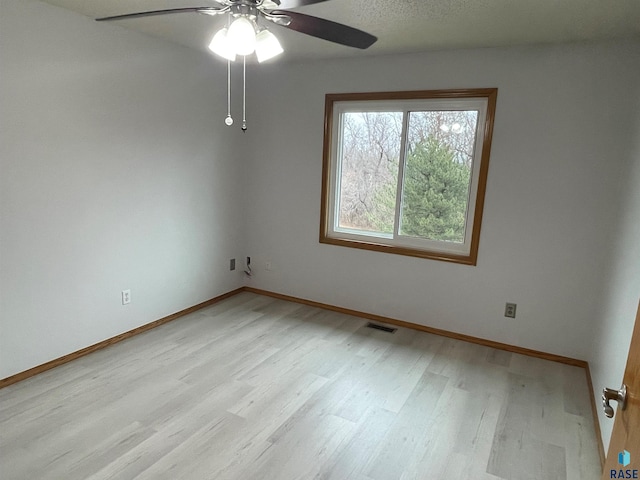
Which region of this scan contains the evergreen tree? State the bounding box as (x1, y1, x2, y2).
(371, 137, 471, 242)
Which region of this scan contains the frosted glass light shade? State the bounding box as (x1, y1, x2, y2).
(228, 17, 256, 56)
(208, 28, 236, 61)
(255, 30, 283, 63)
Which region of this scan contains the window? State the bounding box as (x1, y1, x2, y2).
(320, 89, 497, 265)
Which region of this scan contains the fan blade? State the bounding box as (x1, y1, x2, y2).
(270, 10, 376, 49)
(277, 0, 330, 8)
(96, 6, 225, 22)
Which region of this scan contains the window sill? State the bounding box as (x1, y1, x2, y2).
(319, 235, 478, 266)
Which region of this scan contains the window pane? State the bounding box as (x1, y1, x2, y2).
(337, 111, 403, 235)
(399, 111, 478, 243)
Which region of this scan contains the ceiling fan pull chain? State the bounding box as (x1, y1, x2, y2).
(242, 55, 247, 132)
(225, 58, 233, 126)
(224, 13, 233, 127)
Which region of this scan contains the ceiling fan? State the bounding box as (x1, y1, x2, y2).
(96, 0, 378, 52)
(96, 0, 377, 130)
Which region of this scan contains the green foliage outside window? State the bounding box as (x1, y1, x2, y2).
(370, 137, 471, 242)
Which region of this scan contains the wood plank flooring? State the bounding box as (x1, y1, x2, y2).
(0, 292, 602, 479)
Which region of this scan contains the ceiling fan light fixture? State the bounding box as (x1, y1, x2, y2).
(208, 27, 236, 61)
(255, 29, 283, 63)
(227, 17, 257, 56)
(95, 2, 378, 132)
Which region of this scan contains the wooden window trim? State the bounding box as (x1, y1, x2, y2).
(319, 88, 498, 266)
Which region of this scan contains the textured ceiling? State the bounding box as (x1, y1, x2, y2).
(38, 0, 640, 62)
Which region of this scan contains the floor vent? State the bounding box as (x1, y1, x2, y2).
(366, 322, 397, 333)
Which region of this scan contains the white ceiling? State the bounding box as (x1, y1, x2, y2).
(39, 0, 640, 62)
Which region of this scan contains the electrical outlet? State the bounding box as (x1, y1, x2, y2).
(505, 302, 517, 318)
(230, 258, 236, 271)
(122, 289, 131, 305)
(265, 261, 272, 271)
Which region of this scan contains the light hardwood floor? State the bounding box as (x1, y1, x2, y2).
(0, 292, 602, 480)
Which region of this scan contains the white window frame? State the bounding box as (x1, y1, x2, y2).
(320, 89, 498, 265)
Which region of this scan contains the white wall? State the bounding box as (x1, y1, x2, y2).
(243, 41, 640, 362)
(0, 0, 245, 379)
(589, 86, 640, 453)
